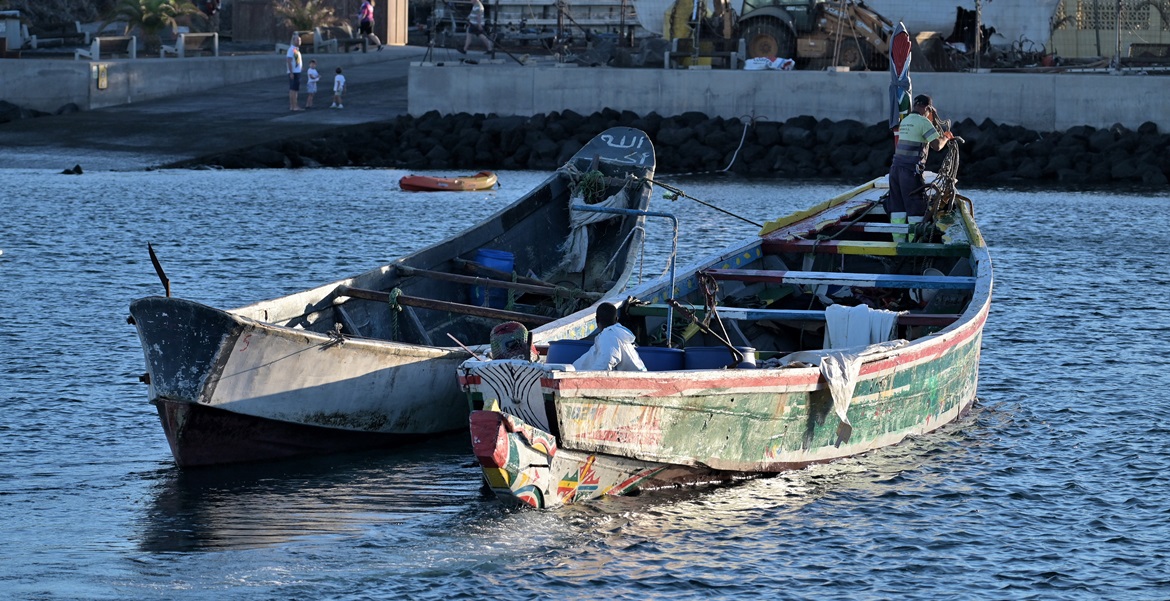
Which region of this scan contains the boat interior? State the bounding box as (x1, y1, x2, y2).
(558, 187, 983, 370)
(231, 157, 655, 348)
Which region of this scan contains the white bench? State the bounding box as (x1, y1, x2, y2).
(161, 32, 218, 58)
(275, 28, 336, 54)
(74, 35, 137, 60)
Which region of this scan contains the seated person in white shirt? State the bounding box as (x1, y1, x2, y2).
(571, 302, 646, 372)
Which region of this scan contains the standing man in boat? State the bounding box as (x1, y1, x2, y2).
(572, 302, 646, 372)
(887, 94, 954, 239)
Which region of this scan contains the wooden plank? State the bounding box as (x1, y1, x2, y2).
(703, 269, 977, 290)
(763, 239, 970, 257)
(626, 304, 960, 326)
(396, 265, 602, 300)
(334, 285, 554, 326)
(402, 306, 434, 345)
(843, 223, 912, 234)
(334, 304, 363, 336)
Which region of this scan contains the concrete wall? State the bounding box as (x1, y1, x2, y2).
(0, 52, 385, 113)
(407, 63, 1170, 132)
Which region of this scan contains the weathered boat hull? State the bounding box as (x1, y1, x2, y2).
(399, 170, 498, 192)
(131, 127, 656, 467)
(154, 398, 429, 467)
(461, 175, 992, 508)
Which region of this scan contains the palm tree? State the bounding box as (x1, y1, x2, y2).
(274, 0, 340, 32)
(105, 0, 203, 51)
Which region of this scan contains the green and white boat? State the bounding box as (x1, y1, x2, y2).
(460, 170, 992, 508)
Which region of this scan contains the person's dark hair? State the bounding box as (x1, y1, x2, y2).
(596, 302, 619, 328)
(913, 94, 933, 108)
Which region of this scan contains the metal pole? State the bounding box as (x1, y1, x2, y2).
(571, 204, 679, 346)
(1114, 0, 1122, 69)
(1094, 0, 1102, 57)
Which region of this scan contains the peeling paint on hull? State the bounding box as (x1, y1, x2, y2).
(129, 126, 659, 467)
(462, 177, 993, 508)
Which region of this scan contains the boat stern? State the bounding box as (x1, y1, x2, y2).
(469, 405, 560, 508)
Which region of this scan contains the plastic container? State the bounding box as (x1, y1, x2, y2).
(471, 249, 514, 308)
(546, 339, 595, 364)
(637, 347, 685, 371)
(684, 346, 757, 369)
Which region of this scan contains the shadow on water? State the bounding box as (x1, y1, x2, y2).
(134, 433, 483, 553)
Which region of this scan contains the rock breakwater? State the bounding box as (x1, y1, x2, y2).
(180, 109, 1170, 187)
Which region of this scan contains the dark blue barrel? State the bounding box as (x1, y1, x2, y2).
(546, 339, 595, 364)
(637, 347, 685, 371)
(471, 249, 514, 308)
(684, 346, 757, 369)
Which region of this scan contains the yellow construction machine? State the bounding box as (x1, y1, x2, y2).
(665, 0, 895, 70)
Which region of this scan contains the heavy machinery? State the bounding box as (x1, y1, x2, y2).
(665, 0, 895, 70)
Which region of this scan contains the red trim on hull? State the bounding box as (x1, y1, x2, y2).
(154, 399, 434, 467)
(469, 410, 509, 468)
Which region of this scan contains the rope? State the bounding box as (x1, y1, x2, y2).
(558, 163, 608, 202)
(505, 272, 517, 311)
(601, 223, 646, 281)
(718, 115, 757, 173)
(640, 175, 762, 228)
(387, 287, 403, 340)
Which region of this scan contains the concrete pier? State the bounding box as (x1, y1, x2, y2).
(407, 62, 1170, 133)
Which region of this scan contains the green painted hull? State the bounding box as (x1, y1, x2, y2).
(462, 177, 992, 508)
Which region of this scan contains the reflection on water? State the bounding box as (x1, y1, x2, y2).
(136, 435, 481, 553)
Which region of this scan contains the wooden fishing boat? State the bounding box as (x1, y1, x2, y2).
(129, 127, 656, 467)
(399, 170, 498, 192)
(460, 170, 992, 508)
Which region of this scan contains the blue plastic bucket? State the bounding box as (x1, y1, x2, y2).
(684, 346, 757, 369)
(471, 249, 514, 308)
(637, 347, 685, 372)
(546, 339, 595, 364)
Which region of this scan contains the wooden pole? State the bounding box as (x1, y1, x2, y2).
(396, 265, 602, 300)
(452, 257, 556, 288)
(335, 285, 555, 326)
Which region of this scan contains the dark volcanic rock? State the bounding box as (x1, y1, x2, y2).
(159, 109, 1170, 189)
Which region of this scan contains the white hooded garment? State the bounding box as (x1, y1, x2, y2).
(571, 324, 647, 372)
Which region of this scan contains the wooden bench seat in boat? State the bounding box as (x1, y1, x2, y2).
(625, 303, 960, 327)
(702, 269, 977, 290)
(762, 239, 970, 257)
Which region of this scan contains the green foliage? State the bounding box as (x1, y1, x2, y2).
(274, 0, 340, 32)
(104, 0, 202, 47)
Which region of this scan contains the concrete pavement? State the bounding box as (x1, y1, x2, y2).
(0, 45, 429, 171)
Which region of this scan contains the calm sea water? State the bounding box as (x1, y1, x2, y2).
(2, 168, 1169, 600)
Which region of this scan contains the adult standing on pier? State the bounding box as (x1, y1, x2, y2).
(286, 33, 303, 111)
